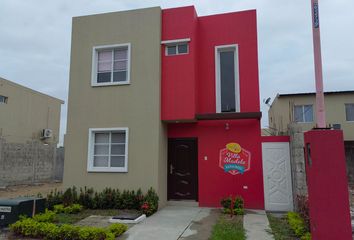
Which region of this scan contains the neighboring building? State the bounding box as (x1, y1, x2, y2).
(0, 77, 64, 144)
(268, 91, 354, 140)
(268, 91, 354, 184)
(64, 6, 263, 209)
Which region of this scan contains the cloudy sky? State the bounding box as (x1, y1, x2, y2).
(1, 0, 353, 145)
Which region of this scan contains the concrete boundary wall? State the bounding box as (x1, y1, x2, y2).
(0, 138, 64, 187)
(288, 124, 308, 209)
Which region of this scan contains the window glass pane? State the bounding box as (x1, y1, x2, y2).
(98, 51, 112, 61)
(294, 106, 303, 122)
(110, 156, 125, 167)
(95, 133, 109, 143)
(98, 62, 112, 72)
(220, 50, 236, 112)
(113, 60, 127, 71)
(113, 71, 127, 82)
(167, 46, 176, 55)
(93, 156, 109, 167)
(346, 104, 354, 121)
(304, 105, 313, 122)
(178, 44, 188, 54)
(112, 132, 126, 143)
(111, 145, 125, 155)
(0, 95, 7, 103)
(97, 72, 111, 83)
(114, 48, 128, 60)
(94, 145, 109, 155)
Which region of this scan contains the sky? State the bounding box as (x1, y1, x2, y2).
(1, 0, 353, 146)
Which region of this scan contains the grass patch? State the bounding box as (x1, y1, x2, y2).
(267, 213, 297, 240)
(210, 215, 245, 240)
(55, 209, 121, 224)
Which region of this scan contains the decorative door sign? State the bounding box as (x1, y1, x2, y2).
(219, 143, 251, 175)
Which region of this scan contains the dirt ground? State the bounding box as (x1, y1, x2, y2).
(0, 182, 62, 199)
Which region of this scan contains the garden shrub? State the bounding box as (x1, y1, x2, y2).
(220, 195, 244, 215)
(32, 210, 57, 222)
(10, 216, 127, 240)
(106, 223, 128, 237)
(54, 204, 83, 214)
(46, 189, 64, 210)
(45, 186, 159, 216)
(287, 211, 311, 239)
(297, 195, 310, 231)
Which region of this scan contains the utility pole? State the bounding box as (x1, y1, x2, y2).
(311, 0, 326, 128)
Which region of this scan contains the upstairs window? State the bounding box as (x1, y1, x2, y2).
(92, 43, 131, 86)
(87, 128, 128, 172)
(294, 105, 313, 123)
(345, 104, 354, 121)
(215, 44, 240, 113)
(0, 95, 8, 104)
(165, 43, 189, 56)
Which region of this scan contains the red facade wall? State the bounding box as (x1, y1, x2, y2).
(162, 6, 263, 208)
(197, 10, 260, 113)
(161, 7, 198, 121)
(161, 7, 260, 120)
(168, 120, 264, 209)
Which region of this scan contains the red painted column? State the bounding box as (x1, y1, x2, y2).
(304, 130, 351, 240)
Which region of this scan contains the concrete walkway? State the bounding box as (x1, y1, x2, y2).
(244, 210, 274, 240)
(121, 206, 217, 240)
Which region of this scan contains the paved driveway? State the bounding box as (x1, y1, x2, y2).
(121, 206, 218, 240)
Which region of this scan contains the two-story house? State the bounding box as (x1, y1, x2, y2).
(64, 6, 264, 209)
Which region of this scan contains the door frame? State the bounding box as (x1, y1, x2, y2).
(167, 137, 198, 201)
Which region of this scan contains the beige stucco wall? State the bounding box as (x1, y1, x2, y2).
(0, 77, 63, 144)
(268, 93, 354, 140)
(63, 7, 167, 206)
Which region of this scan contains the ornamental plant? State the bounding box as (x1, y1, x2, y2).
(220, 195, 244, 215)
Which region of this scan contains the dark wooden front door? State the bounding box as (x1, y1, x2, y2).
(168, 138, 198, 200)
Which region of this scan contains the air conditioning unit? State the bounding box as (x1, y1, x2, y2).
(42, 129, 53, 138)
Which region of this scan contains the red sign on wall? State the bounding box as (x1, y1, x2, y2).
(219, 143, 251, 175)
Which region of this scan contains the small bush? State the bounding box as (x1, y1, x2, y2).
(287, 212, 307, 237)
(297, 195, 310, 231)
(46, 189, 64, 210)
(33, 210, 56, 222)
(106, 223, 128, 237)
(143, 188, 159, 216)
(301, 232, 312, 240)
(54, 204, 83, 214)
(10, 216, 127, 240)
(220, 195, 244, 215)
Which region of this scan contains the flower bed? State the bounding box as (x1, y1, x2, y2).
(45, 186, 159, 217)
(10, 209, 127, 240)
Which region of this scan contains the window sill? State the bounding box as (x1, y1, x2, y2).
(87, 167, 128, 173)
(91, 82, 130, 87)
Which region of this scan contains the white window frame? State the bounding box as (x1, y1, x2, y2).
(215, 44, 240, 113)
(165, 43, 189, 56)
(91, 43, 131, 87)
(345, 103, 354, 122)
(294, 104, 314, 123)
(161, 38, 191, 56)
(87, 127, 129, 172)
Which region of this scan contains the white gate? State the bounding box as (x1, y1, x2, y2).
(262, 142, 293, 211)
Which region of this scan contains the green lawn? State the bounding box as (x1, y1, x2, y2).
(267, 213, 297, 240)
(210, 215, 246, 240)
